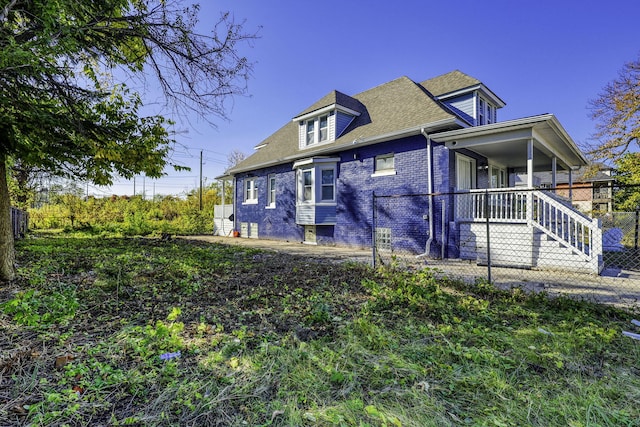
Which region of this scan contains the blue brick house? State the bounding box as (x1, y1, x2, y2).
(221, 71, 603, 274)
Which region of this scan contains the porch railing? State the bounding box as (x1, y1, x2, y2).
(456, 188, 528, 222)
(531, 190, 601, 262)
(456, 188, 602, 268)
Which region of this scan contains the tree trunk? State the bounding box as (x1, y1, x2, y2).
(0, 157, 16, 281)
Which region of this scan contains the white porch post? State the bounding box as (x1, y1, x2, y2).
(568, 169, 573, 202)
(527, 139, 534, 188)
(551, 156, 557, 193)
(527, 139, 534, 221)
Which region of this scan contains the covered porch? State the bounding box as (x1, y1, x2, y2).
(433, 115, 603, 274)
(434, 114, 588, 192)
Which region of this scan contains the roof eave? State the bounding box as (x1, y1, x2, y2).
(437, 83, 506, 108)
(292, 104, 361, 122)
(226, 117, 465, 175)
(433, 114, 588, 167)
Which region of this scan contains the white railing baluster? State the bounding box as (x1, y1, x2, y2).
(457, 189, 601, 267)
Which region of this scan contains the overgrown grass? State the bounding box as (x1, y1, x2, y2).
(1, 234, 639, 426)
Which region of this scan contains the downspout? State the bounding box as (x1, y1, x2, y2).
(232, 176, 237, 235)
(418, 128, 435, 257)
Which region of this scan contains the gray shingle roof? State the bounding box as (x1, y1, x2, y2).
(293, 90, 363, 119)
(420, 70, 481, 97)
(228, 75, 465, 174)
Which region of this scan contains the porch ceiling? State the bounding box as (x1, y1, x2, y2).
(432, 114, 588, 171)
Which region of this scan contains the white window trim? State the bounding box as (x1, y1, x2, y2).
(455, 153, 477, 190)
(476, 95, 497, 126)
(306, 114, 330, 146)
(266, 174, 276, 209)
(318, 115, 329, 143)
(372, 153, 396, 177)
(298, 112, 336, 149)
(293, 158, 338, 207)
(371, 170, 397, 177)
(300, 168, 314, 204)
(242, 178, 258, 205)
(319, 167, 336, 202)
(305, 119, 315, 146)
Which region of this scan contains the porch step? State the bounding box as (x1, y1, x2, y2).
(535, 229, 589, 255)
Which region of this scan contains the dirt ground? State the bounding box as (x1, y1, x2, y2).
(180, 235, 374, 263)
(182, 235, 640, 310)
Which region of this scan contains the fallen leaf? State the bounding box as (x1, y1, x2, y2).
(54, 354, 74, 369)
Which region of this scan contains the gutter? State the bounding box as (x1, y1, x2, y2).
(418, 128, 435, 258)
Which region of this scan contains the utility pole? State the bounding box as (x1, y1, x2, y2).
(142, 175, 146, 200)
(133, 176, 136, 196)
(199, 150, 203, 211)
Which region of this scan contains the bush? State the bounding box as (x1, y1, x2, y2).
(29, 189, 220, 236)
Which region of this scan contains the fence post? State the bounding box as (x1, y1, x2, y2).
(441, 203, 445, 260)
(635, 207, 639, 251)
(484, 189, 492, 283)
(372, 193, 377, 268)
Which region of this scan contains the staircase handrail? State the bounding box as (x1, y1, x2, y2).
(530, 190, 601, 262)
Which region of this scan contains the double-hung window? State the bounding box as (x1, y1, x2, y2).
(267, 174, 276, 207)
(306, 120, 315, 146)
(244, 178, 257, 204)
(487, 105, 495, 124)
(303, 114, 330, 147)
(478, 98, 485, 125)
(302, 169, 313, 202)
(477, 97, 497, 126)
(321, 168, 335, 201)
(294, 158, 339, 205)
(293, 157, 339, 225)
(318, 115, 328, 142)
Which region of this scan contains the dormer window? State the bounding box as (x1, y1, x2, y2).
(305, 114, 330, 146)
(476, 96, 497, 125)
(319, 115, 328, 141)
(306, 120, 315, 145)
(294, 103, 361, 150)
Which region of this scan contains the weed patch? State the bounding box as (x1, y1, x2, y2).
(1, 235, 639, 426)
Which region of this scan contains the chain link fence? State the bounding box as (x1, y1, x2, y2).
(373, 185, 640, 309)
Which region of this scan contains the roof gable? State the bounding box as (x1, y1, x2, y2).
(293, 90, 363, 119)
(421, 70, 481, 97)
(421, 70, 506, 108)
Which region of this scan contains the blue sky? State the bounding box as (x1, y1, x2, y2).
(100, 0, 640, 197)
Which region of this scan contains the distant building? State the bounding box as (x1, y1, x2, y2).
(530, 165, 615, 213)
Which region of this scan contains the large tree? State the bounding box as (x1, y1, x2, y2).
(587, 55, 640, 161)
(0, 1, 255, 279)
(612, 152, 640, 211)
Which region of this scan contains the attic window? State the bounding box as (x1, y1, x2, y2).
(478, 98, 485, 125)
(304, 114, 330, 146)
(319, 115, 328, 141)
(477, 97, 497, 126)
